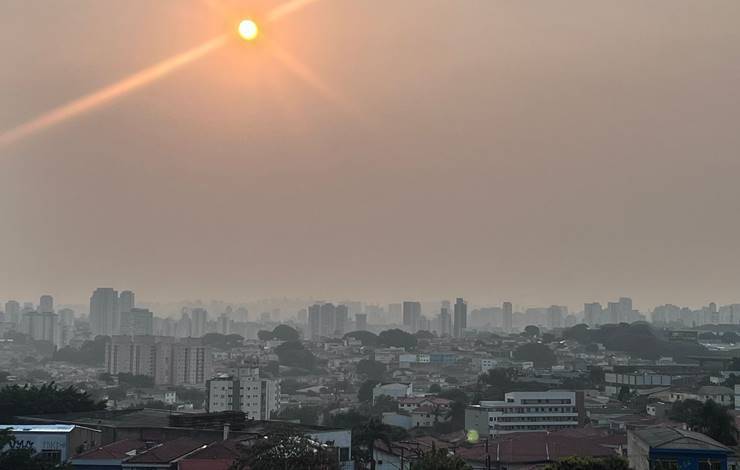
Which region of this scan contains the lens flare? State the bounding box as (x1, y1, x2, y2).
(238, 19, 259, 41)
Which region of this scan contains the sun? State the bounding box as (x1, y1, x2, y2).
(238, 19, 259, 41)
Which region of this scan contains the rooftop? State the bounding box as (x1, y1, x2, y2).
(632, 426, 732, 453)
(73, 439, 147, 461)
(0, 424, 78, 433)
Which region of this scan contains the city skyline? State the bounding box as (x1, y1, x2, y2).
(3, 1, 740, 309)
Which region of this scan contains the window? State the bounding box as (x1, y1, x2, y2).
(652, 459, 679, 470)
(339, 447, 350, 461)
(699, 460, 722, 470)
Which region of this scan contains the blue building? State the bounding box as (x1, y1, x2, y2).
(429, 353, 457, 365)
(628, 426, 734, 470)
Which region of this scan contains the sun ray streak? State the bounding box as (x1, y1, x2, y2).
(266, 0, 322, 22)
(268, 40, 350, 112)
(0, 35, 228, 148)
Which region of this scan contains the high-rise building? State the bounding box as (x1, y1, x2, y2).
(105, 335, 212, 386)
(403, 301, 421, 332)
(218, 313, 229, 335)
(4, 300, 20, 327)
(453, 298, 467, 338)
(308, 304, 321, 339)
(39, 295, 54, 314)
(320, 303, 336, 337)
(547, 305, 564, 329)
(502, 302, 513, 333)
(439, 307, 452, 337)
(355, 313, 368, 331)
(206, 367, 280, 420)
(335, 304, 349, 336)
(388, 303, 403, 324)
(191, 308, 208, 338)
(584, 302, 602, 326)
(120, 308, 154, 336)
(22, 311, 57, 342)
(607, 302, 620, 324)
(90, 288, 119, 337)
(119, 291, 135, 315)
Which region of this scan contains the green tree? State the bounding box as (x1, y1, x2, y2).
(428, 384, 442, 394)
(546, 456, 629, 470)
(274, 341, 316, 370)
(523, 325, 540, 338)
(272, 325, 300, 341)
(353, 418, 396, 470)
(616, 386, 634, 403)
(357, 359, 386, 381)
(513, 342, 556, 368)
(669, 399, 738, 445)
(0, 382, 105, 421)
(233, 432, 340, 470)
(378, 329, 417, 349)
(358, 379, 380, 403)
(370, 395, 398, 416)
(257, 330, 274, 341)
(410, 447, 472, 470)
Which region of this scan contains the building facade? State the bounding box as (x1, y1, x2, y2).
(465, 390, 585, 437)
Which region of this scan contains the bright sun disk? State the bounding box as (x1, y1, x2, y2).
(238, 19, 259, 41)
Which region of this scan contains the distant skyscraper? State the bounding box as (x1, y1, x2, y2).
(607, 302, 620, 324)
(308, 304, 321, 339)
(23, 311, 57, 342)
(39, 295, 54, 314)
(191, 308, 208, 337)
(388, 303, 403, 324)
(120, 308, 154, 336)
(439, 306, 452, 337)
(453, 298, 467, 338)
(584, 302, 602, 326)
(218, 313, 229, 335)
(4, 300, 20, 326)
(355, 313, 368, 331)
(119, 290, 135, 315)
(319, 303, 336, 337)
(547, 305, 563, 329)
(403, 301, 421, 332)
(502, 302, 513, 333)
(335, 304, 349, 336)
(90, 288, 119, 336)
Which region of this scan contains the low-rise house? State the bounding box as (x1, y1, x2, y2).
(372, 382, 413, 403)
(628, 426, 733, 470)
(0, 424, 101, 464)
(665, 386, 734, 406)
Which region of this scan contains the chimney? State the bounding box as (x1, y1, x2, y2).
(223, 423, 230, 441)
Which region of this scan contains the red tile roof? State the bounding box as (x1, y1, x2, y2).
(74, 439, 147, 461)
(124, 437, 211, 464)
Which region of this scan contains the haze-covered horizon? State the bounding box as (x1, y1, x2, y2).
(3, 0, 740, 310)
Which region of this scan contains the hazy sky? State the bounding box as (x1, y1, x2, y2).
(2, 0, 740, 311)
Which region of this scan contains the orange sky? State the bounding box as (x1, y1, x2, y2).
(2, 0, 740, 310)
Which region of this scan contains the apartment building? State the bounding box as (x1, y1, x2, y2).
(465, 390, 585, 437)
(206, 367, 280, 420)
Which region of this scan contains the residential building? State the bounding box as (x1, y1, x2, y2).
(39, 295, 54, 313)
(22, 311, 57, 342)
(104, 335, 212, 386)
(4, 300, 20, 327)
(206, 368, 279, 420)
(372, 382, 413, 403)
(90, 288, 120, 336)
(403, 301, 421, 332)
(502, 301, 513, 333)
(355, 313, 367, 331)
(191, 308, 208, 338)
(120, 308, 153, 336)
(465, 390, 585, 436)
(119, 290, 135, 315)
(439, 306, 451, 337)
